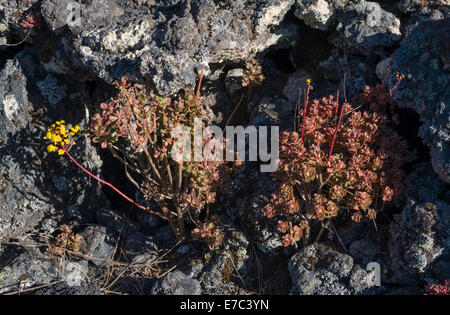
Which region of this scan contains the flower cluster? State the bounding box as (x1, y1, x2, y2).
(242, 59, 264, 88)
(425, 280, 450, 295)
(47, 225, 83, 256)
(192, 221, 224, 248)
(263, 83, 408, 246)
(89, 77, 235, 244)
(20, 11, 42, 30)
(44, 119, 162, 219)
(43, 120, 80, 155)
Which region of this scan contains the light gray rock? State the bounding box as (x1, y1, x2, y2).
(336, 0, 401, 50)
(183, 260, 205, 279)
(40, 0, 124, 32)
(294, 0, 401, 50)
(63, 261, 88, 287)
(198, 222, 250, 294)
(348, 264, 378, 293)
(288, 243, 354, 294)
(0, 59, 31, 141)
(294, 0, 343, 30)
(36, 74, 67, 105)
(389, 200, 449, 277)
(80, 226, 118, 267)
(388, 164, 450, 283)
(151, 271, 201, 295)
(0, 21, 8, 46)
(40, 0, 295, 96)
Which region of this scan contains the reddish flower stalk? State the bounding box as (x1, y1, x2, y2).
(4, 11, 42, 47)
(389, 73, 404, 99)
(300, 83, 312, 145)
(60, 146, 164, 219)
(196, 67, 205, 100)
(388, 73, 404, 116)
(328, 100, 345, 162)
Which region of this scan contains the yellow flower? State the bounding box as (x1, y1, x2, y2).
(47, 144, 58, 152)
(53, 134, 62, 143)
(44, 121, 81, 154)
(70, 124, 81, 136)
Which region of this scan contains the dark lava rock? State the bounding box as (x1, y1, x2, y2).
(377, 18, 450, 183)
(0, 51, 104, 242)
(349, 239, 379, 266)
(29, 282, 102, 295)
(0, 245, 58, 294)
(123, 231, 158, 261)
(398, 0, 450, 13)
